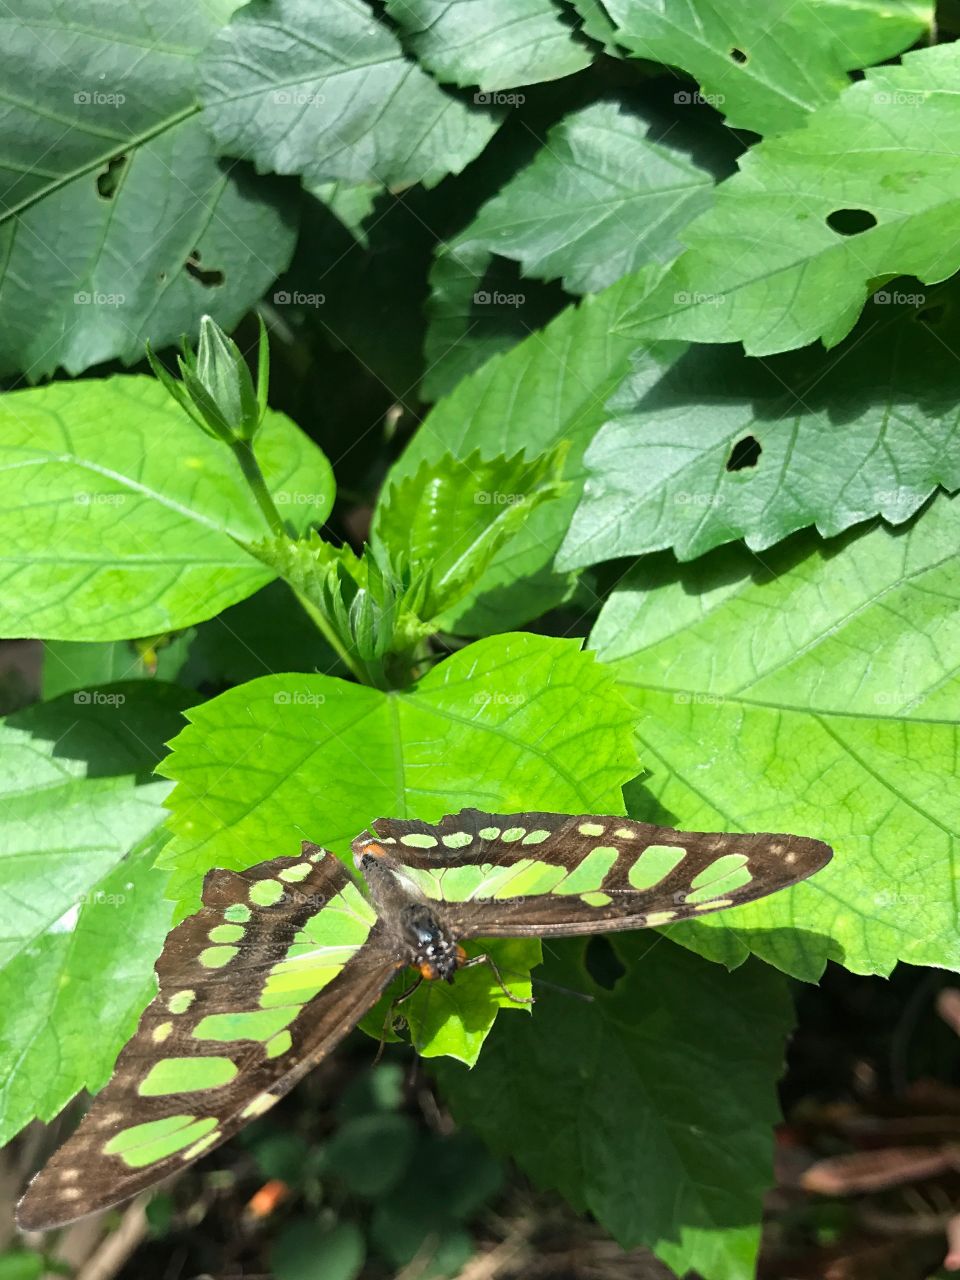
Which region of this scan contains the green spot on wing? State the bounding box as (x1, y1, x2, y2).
(401, 833, 438, 848)
(209, 923, 245, 944)
(479, 826, 501, 839)
(224, 904, 252, 923)
(687, 854, 752, 903)
(168, 989, 195, 1014)
(442, 831, 473, 848)
(193, 1007, 299, 1042)
(522, 829, 550, 844)
(279, 862, 312, 882)
(556, 846, 619, 894)
(250, 879, 285, 906)
(259, 882, 374, 1008)
(266, 1029, 293, 1058)
(628, 845, 687, 890)
(104, 1115, 218, 1168)
(200, 944, 239, 968)
(139, 1056, 238, 1096)
(582, 891, 612, 906)
(501, 827, 526, 842)
(579, 822, 605, 836)
(492, 860, 568, 898)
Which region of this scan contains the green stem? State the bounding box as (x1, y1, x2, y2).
(232, 439, 285, 538)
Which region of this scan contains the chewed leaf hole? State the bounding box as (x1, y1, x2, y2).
(726, 435, 762, 471)
(826, 208, 877, 236)
(584, 936, 626, 991)
(729, 47, 748, 64)
(96, 154, 128, 200)
(185, 251, 225, 287)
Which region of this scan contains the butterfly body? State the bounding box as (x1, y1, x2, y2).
(17, 808, 832, 1231)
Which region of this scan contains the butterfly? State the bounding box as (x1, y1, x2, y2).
(16, 808, 831, 1230)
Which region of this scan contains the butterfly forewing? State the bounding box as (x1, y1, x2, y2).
(359, 809, 832, 935)
(16, 846, 396, 1231)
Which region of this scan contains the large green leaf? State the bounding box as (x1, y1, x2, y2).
(389, 269, 679, 632)
(0, 683, 195, 1144)
(158, 633, 640, 1060)
(200, 0, 503, 189)
(0, 830, 173, 1146)
(0, 376, 333, 641)
(591, 494, 960, 979)
(619, 44, 960, 356)
(439, 100, 715, 296)
(384, 0, 593, 90)
(0, 682, 192, 973)
(598, 0, 931, 134)
(561, 278, 960, 567)
(438, 935, 792, 1280)
(0, 0, 296, 379)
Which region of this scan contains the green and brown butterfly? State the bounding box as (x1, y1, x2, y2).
(17, 808, 832, 1230)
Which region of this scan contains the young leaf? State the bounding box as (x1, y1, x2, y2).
(157, 633, 641, 1059)
(560, 278, 960, 567)
(0, 0, 296, 380)
(200, 0, 503, 189)
(591, 493, 960, 979)
(0, 377, 333, 641)
(436, 935, 792, 1279)
(620, 43, 960, 356)
(389, 268, 680, 632)
(384, 0, 593, 91)
(372, 447, 568, 622)
(597, 0, 931, 135)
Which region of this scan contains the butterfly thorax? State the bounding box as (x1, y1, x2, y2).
(355, 842, 466, 983)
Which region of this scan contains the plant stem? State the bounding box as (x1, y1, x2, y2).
(232, 438, 285, 537)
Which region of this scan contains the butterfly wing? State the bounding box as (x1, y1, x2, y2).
(17, 846, 397, 1231)
(356, 809, 831, 937)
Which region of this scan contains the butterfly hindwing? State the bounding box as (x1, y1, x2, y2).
(16, 846, 397, 1231)
(358, 809, 832, 936)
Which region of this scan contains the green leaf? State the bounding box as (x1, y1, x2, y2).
(0, 376, 333, 641)
(42, 635, 195, 701)
(389, 269, 680, 632)
(0, 683, 197, 1144)
(272, 1220, 366, 1280)
(591, 493, 960, 979)
(200, 0, 503, 190)
(0, 1, 296, 379)
(598, 0, 931, 134)
(384, 0, 593, 91)
(0, 831, 173, 1146)
(373, 448, 567, 621)
(441, 100, 715, 296)
(560, 279, 960, 568)
(158, 633, 640, 1059)
(437, 935, 792, 1279)
(620, 44, 960, 356)
(320, 1114, 417, 1197)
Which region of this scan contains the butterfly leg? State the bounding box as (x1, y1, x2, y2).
(461, 953, 535, 1005)
(373, 973, 424, 1065)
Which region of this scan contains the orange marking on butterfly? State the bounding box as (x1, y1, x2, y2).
(359, 842, 387, 859)
(419, 961, 439, 980)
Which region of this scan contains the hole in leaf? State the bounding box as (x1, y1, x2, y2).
(584, 936, 626, 990)
(96, 154, 128, 200)
(826, 208, 877, 236)
(185, 250, 225, 287)
(916, 303, 946, 325)
(726, 435, 762, 471)
(729, 47, 747, 63)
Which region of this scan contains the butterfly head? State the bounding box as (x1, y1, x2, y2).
(400, 904, 464, 983)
